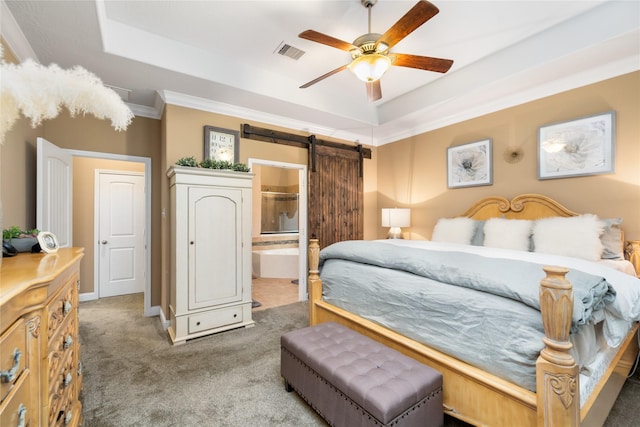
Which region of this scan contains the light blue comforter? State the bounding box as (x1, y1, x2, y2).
(318, 240, 617, 391)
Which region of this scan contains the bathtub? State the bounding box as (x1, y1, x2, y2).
(252, 247, 299, 279)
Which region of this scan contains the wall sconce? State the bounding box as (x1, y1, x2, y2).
(381, 208, 411, 239)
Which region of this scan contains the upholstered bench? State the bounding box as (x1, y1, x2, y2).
(281, 322, 443, 427)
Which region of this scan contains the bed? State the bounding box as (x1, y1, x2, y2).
(307, 194, 640, 427)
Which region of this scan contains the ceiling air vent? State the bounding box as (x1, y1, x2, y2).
(274, 41, 305, 60)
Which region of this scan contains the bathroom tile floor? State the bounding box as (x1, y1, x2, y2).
(251, 277, 299, 311)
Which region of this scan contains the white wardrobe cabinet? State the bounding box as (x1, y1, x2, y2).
(167, 166, 254, 344)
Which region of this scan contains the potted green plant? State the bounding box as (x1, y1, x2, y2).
(175, 157, 250, 172)
(2, 226, 40, 253)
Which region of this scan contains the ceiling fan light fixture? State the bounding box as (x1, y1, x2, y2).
(375, 42, 389, 53)
(348, 53, 391, 82)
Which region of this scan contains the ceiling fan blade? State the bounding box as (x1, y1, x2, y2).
(377, 1, 439, 51)
(392, 53, 453, 73)
(300, 64, 349, 89)
(366, 80, 382, 102)
(299, 30, 357, 52)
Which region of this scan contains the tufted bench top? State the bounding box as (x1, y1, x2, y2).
(281, 322, 442, 424)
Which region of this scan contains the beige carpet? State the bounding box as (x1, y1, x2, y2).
(78, 294, 640, 426)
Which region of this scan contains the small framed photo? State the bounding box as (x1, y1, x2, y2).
(37, 231, 59, 253)
(204, 125, 239, 162)
(447, 139, 493, 188)
(538, 111, 615, 180)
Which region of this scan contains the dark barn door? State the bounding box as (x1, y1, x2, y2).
(308, 144, 363, 249)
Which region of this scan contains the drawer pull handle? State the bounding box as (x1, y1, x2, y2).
(17, 404, 26, 427)
(64, 409, 73, 425)
(63, 300, 73, 315)
(64, 335, 73, 349)
(63, 372, 72, 387)
(0, 348, 21, 383)
(78, 361, 83, 376)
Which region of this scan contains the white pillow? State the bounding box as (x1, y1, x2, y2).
(431, 217, 476, 244)
(533, 214, 604, 261)
(483, 218, 533, 251)
(600, 218, 624, 260)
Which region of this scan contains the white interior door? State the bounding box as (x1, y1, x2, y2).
(98, 171, 145, 297)
(37, 137, 72, 247)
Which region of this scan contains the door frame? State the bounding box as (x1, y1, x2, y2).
(248, 158, 308, 301)
(95, 169, 146, 299)
(67, 149, 153, 317)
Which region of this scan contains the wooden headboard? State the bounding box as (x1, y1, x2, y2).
(461, 194, 579, 220)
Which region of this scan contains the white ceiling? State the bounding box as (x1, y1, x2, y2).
(2, 0, 639, 146)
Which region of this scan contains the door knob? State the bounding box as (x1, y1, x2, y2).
(101, 240, 108, 244)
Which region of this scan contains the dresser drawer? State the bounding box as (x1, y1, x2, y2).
(0, 319, 27, 403)
(48, 352, 78, 425)
(188, 306, 244, 334)
(47, 276, 77, 339)
(0, 370, 32, 427)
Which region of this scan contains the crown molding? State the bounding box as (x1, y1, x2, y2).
(159, 90, 368, 144)
(0, 2, 38, 62)
(127, 103, 162, 120)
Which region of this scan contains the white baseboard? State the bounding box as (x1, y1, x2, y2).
(79, 291, 98, 302)
(79, 292, 165, 325)
(158, 308, 170, 330)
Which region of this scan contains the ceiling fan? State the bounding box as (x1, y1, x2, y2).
(298, 0, 454, 102)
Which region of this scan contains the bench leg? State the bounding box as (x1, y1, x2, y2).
(284, 380, 293, 393)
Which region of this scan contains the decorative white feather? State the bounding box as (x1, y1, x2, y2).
(0, 45, 133, 144)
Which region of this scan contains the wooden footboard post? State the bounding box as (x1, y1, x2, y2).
(308, 239, 321, 325)
(536, 266, 579, 427)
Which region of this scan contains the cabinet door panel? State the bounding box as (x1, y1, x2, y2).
(189, 187, 242, 309)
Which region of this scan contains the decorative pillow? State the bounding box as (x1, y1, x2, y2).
(483, 218, 533, 251)
(431, 217, 476, 244)
(600, 218, 624, 260)
(470, 220, 485, 246)
(533, 214, 604, 261)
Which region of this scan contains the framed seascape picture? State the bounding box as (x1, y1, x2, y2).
(538, 111, 615, 180)
(204, 125, 240, 163)
(447, 139, 492, 188)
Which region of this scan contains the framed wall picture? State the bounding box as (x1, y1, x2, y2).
(37, 231, 59, 253)
(447, 139, 493, 188)
(538, 111, 615, 180)
(204, 125, 240, 162)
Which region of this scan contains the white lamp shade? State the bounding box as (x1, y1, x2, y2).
(381, 208, 411, 228)
(348, 53, 392, 82)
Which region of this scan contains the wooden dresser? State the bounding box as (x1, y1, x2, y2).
(0, 248, 84, 427)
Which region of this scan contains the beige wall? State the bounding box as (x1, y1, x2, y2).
(377, 71, 640, 241)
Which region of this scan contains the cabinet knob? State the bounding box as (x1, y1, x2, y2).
(190, 241, 195, 245)
(0, 348, 21, 383)
(17, 404, 26, 427)
(64, 409, 73, 425)
(63, 372, 72, 387)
